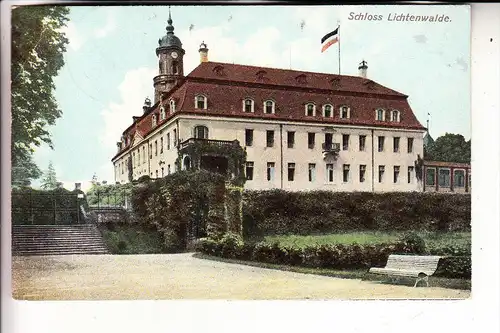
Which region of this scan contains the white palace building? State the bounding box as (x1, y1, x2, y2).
(112, 13, 427, 192)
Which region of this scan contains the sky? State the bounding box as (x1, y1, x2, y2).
(29, 4, 471, 191)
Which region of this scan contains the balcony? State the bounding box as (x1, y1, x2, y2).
(322, 142, 340, 152)
(179, 138, 239, 150)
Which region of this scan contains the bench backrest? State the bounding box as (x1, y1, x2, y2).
(386, 255, 441, 275)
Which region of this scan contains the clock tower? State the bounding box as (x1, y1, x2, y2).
(153, 8, 185, 103)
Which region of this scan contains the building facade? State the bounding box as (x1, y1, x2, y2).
(112, 13, 427, 192)
(423, 161, 471, 193)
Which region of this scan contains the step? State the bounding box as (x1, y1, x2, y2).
(13, 251, 109, 256)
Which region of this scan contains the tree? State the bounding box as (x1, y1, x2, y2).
(11, 153, 42, 188)
(424, 133, 471, 164)
(11, 6, 69, 184)
(41, 162, 58, 190)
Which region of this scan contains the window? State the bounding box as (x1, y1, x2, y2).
(438, 168, 451, 187)
(393, 137, 400, 153)
(168, 164, 171, 175)
(343, 164, 350, 182)
(393, 166, 400, 183)
(170, 100, 176, 113)
(246, 162, 254, 180)
(305, 103, 315, 117)
(378, 165, 385, 183)
(266, 130, 274, 147)
(142, 146, 145, 164)
(408, 166, 414, 184)
(173, 129, 177, 147)
(376, 109, 385, 121)
(342, 134, 349, 151)
(194, 125, 209, 139)
(391, 110, 400, 122)
(426, 168, 436, 186)
(407, 138, 414, 153)
(267, 162, 275, 181)
(454, 169, 465, 187)
(264, 100, 275, 114)
(308, 132, 315, 149)
(160, 107, 166, 120)
(323, 104, 333, 118)
(288, 163, 296, 181)
(324, 133, 333, 149)
(287, 131, 295, 148)
(161, 167, 164, 177)
(243, 99, 254, 113)
(172, 60, 179, 74)
(245, 129, 254, 146)
(359, 165, 366, 183)
(326, 164, 334, 182)
(195, 95, 207, 109)
(160, 137, 164, 154)
(378, 136, 385, 152)
(359, 135, 366, 151)
(167, 133, 170, 150)
(308, 163, 316, 182)
(138, 149, 141, 165)
(152, 114, 157, 127)
(149, 144, 152, 159)
(340, 106, 349, 119)
(155, 170, 158, 178)
(155, 140, 158, 156)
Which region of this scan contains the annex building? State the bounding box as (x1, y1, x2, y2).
(112, 13, 427, 192)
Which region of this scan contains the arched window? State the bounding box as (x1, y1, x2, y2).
(323, 104, 333, 118)
(170, 99, 176, 113)
(195, 95, 207, 109)
(376, 108, 385, 121)
(264, 100, 275, 114)
(172, 60, 179, 75)
(183, 156, 191, 170)
(194, 125, 209, 139)
(160, 107, 166, 120)
(243, 98, 254, 113)
(305, 103, 316, 117)
(340, 105, 350, 119)
(391, 110, 400, 122)
(152, 114, 157, 127)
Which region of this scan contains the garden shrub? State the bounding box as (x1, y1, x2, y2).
(396, 232, 427, 254)
(434, 256, 471, 279)
(242, 191, 471, 237)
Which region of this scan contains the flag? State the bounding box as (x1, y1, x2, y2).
(321, 27, 339, 53)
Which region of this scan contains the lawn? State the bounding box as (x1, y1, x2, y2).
(262, 231, 471, 250)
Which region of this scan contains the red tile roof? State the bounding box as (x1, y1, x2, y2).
(113, 61, 425, 160)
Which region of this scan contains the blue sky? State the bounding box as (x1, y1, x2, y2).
(31, 4, 470, 190)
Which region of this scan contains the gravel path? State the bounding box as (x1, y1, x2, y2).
(12, 253, 470, 300)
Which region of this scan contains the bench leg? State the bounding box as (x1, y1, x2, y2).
(414, 276, 430, 288)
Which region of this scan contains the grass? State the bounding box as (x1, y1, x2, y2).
(261, 231, 471, 250)
(193, 253, 471, 291)
(98, 224, 165, 254)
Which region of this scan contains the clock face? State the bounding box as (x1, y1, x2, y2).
(171, 51, 178, 59)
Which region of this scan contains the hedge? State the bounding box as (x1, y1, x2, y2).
(242, 190, 471, 237)
(195, 234, 471, 279)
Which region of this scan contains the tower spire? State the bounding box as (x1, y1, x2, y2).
(166, 5, 174, 33)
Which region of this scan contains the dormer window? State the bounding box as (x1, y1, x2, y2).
(264, 100, 275, 114)
(243, 98, 254, 113)
(296, 74, 307, 84)
(195, 95, 207, 109)
(160, 107, 166, 120)
(340, 105, 350, 119)
(391, 110, 400, 122)
(376, 108, 386, 121)
(330, 77, 341, 88)
(170, 99, 176, 113)
(323, 104, 333, 118)
(305, 103, 316, 117)
(213, 65, 225, 76)
(152, 114, 157, 127)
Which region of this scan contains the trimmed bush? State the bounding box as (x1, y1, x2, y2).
(242, 191, 471, 237)
(435, 256, 471, 279)
(397, 232, 426, 254)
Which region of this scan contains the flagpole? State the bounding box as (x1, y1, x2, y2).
(338, 22, 341, 75)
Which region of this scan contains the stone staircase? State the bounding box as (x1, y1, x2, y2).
(12, 224, 109, 256)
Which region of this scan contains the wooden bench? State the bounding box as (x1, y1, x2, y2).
(369, 255, 441, 287)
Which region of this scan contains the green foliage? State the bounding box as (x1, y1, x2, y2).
(196, 235, 470, 279)
(11, 153, 42, 189)
(86, 182, 133, 206)
(40, 161, 58, 190)
(243, 191, 471, 237)
(11, 6, 69, 178)
(98, 224, 166, 254)
(424, 133, 471, 163)
(397, 232, 426, 254)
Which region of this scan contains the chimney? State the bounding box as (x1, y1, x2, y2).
(75, 183, 82, 191)
(358, 60, 368, 78)
(143, 97, 152, 114)
(116, 142, 122, 152)
(199, 41, 209, 63)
